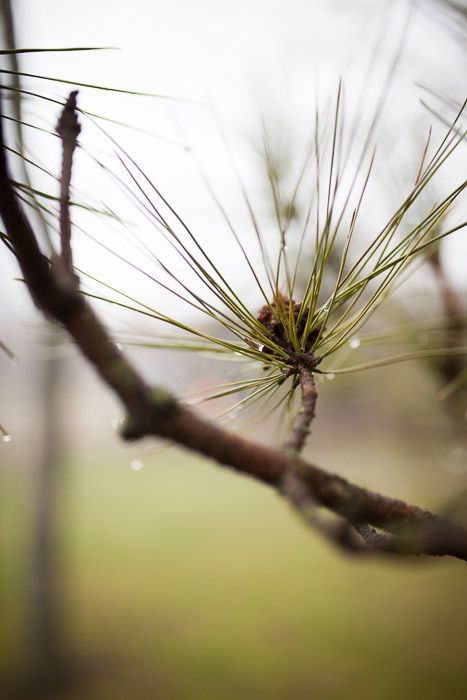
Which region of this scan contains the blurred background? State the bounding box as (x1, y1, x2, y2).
(1, 1, 466, 698)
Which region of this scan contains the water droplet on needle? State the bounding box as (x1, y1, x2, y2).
(0, 424, 12, 443)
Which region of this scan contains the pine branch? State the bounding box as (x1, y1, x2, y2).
(285, 361, 318, 454)
(1, 89, 467, 563)
(55, 90, 80, 279)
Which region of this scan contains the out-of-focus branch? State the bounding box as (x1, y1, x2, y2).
(428, 244, 466, 442)
(0, 11, 72, 691)
(0, 0, 53, 250)
(1, 89, 467, 563)
(429, 247, 465, 386)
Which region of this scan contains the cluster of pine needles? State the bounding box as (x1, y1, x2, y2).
(1, 46, 466, 430)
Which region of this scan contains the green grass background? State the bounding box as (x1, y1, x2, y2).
(2, 442, 467, 700)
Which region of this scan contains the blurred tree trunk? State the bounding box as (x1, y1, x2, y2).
(26, 350, 71, 692)
(0, 1, 72, 692)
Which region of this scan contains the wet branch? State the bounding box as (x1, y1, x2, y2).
(2, 90, 467, 563)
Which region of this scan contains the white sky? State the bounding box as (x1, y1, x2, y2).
(1, 0, 466, 335)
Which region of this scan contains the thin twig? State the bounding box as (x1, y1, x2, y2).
(428, 243, 466, 437)
(430, 249, 465, 383)
(55, 90, 80, 278)
(285, 364, 318, 453)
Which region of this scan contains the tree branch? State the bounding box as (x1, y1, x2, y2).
(55, 89, 80, 279)
(1, 89, 467, 563)
(429, 245, 465, 383)
(285, 363, 318, 453)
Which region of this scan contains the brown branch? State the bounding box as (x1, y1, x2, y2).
(429, 248, 465, 385)
(55, 90, 80, 278)
(428, 244, 466, 443)
(285, 363, 318, 453)
(1, 89, 467, 562)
